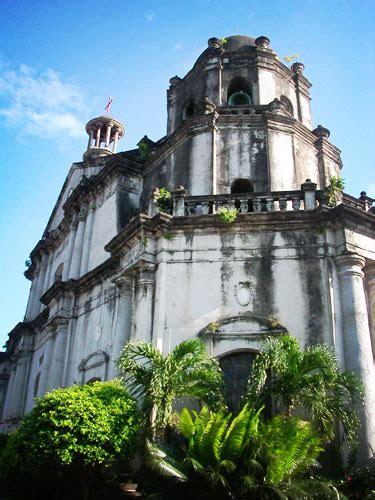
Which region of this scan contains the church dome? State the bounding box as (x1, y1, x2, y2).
(222, 35, 256, 51)
(194, 35, 258, 68)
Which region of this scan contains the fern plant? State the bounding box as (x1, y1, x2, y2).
(146, 405, 336, 499)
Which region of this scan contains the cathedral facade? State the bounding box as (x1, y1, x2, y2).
(1, 35, 374, 461)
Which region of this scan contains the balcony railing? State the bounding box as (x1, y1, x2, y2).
(148, 181, 374, 218)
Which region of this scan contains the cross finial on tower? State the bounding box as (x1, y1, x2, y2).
(104, 96, 113, 116)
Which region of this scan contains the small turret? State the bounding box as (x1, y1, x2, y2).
(83, 115, 124, 161)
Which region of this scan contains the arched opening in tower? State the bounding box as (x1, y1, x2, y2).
(227, 77, 252, 105)
(280, 95, 294, 116)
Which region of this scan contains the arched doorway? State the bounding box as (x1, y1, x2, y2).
(219, 350, 256, 411)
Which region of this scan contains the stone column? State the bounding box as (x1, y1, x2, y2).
(25, 272, 39, 320)
(132, 267, 155, 342)
(87, 129, 94, 149)
(69, 208, 87, 279)
(95, 126, 101, 147)
(113, 129, 119, 153)
(110, 277, 134, 377)
(63, 219, 78, 280)
(46, 319, 69, 391)
(1, 362, 16, 421)
(7, 350, 30, 419)
(335, 253, 375, 463)
(105, 122, 113, 147)
(80, 201, 96, 275)
(35, 253, 49, 313)
(38, 324, 56, 396)
(44, 250, 54, 291)
(364, 263, 375, 359)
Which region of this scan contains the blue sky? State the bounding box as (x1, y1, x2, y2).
(0, 0, 374, 348)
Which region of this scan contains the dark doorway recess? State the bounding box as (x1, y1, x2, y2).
(220, 351, 256, 412)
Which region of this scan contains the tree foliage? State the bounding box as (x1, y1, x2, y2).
(146, 405, 337, 499)
(246, 335, 364, 445)
(117, 338, 224, 440)
(0, 380, 140, 498)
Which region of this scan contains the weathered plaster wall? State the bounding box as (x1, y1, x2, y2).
(216, 126, 268, 193)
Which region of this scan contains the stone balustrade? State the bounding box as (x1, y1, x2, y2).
(148, 183, 374, 218)
(169, 187, 373, 218)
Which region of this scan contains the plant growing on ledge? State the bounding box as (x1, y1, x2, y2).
(155, 187, 173, 213)
(218, 207, 239, 224)
(208, 321, 220, 333)
(327, 175, 345, 208)
(138, 142, 151, 160)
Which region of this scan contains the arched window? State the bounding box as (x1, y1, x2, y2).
(227, 77, 252, 105)
(280, 95, 293, 116)
(231, 178, 254, 194)
(54, 263, 63, 282)
(182, 99, 195, 120)
(219, 351, 257, 411)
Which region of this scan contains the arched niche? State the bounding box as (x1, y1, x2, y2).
(182, 98, 195, 120)
(78, 350, 109, 384)
(54, 263, 63, 282)
(227, 77, 252, 105)
(280, 95, 294, 116)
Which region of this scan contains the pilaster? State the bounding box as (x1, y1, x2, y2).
(46, 318, 69, 391)
(38, 324, 56, 396)
(364, 263, 375, 359)
(132, 264, 156, 342)
(69, 207, 87, 279)
(335, 252, 375, 463)
(110, 276, 134, 377)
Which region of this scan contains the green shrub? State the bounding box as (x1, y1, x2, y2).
(156, 187, 173, 212)
(0, 380, 140, 499)
(217, 207, 239, 224)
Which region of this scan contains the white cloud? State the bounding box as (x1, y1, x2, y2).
(0, 63, 88, 139)
(146, 10, 155, 22)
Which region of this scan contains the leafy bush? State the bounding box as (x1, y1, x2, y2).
(0, 380, 140, 499)
(218, 207, 239, 223)
(327, 175, 345, 207)
(155, 187, 173, 212)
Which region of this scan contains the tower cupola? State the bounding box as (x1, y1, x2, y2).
(83, 115, 124, 161)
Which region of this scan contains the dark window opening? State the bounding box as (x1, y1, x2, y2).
(231, 179, 254, 213)
(231, 178, 254, 194)
(33, 372, 41, 397)
(227, 77, 252, 105)
(183, 99, 195, 120)
(280, 95, 293, 116)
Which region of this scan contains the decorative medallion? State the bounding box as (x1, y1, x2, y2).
(234, 281, 253, 306)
